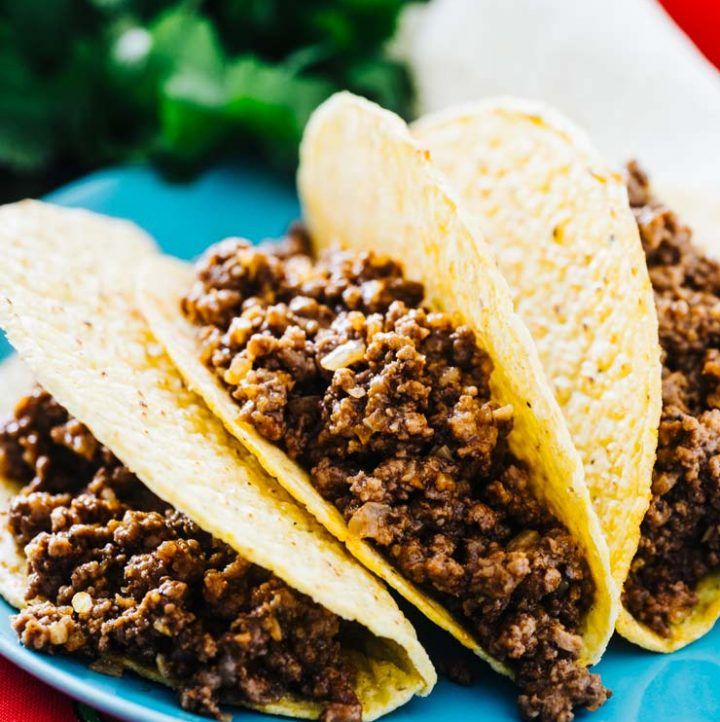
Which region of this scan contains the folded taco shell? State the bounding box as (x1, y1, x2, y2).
(137, 92, 617, 676)
(0, 200, 434, 718)
(412, 100, 720, 652)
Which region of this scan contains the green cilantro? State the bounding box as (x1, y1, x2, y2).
(0, 0, 423, 200)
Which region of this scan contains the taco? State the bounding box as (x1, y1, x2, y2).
(0, 200, 434, 721)
(413, 99, 720, 651)
(137, 92, 617, 722)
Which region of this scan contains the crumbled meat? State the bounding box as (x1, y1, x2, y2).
(0, 388, 360, 721)
(624, 162, 720, 637)
(182, 225, 608, 722)
(434, 651, 478, 687)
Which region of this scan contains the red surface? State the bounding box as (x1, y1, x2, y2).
(0, 1, 717, 720)
(660, 0, 720, 69)
(0, 656, 77, 722)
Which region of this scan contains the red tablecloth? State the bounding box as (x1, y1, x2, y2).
(660, 0, 720, 70)
(0, 656, 99, 722)
(1, 2, 718, 721)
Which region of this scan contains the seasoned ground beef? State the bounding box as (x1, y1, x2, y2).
(624, 162, 720, 637)
(182, 226, 609, 722)
(0, 389, 361, 721)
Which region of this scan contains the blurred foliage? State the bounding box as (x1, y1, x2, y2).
(0, 0, 422, 200)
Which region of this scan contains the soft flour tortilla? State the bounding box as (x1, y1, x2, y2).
(0, 200, 434, 719)
(137, 92, 617, 677)
(413, 100, 720, 652)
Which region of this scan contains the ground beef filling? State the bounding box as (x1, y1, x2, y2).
(182, 227, 609, 722)
(623, 162, 720, 637)
(0, 389, 361, 721)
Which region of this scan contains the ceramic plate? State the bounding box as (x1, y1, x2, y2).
(0, 164, 718, 722)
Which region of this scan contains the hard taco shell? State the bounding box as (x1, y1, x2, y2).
(412, 99, 720, 652)
(0, 200, 434, 718)
(137, 92, 617, 676)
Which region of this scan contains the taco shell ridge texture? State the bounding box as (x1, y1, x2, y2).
(137, 91, 618, 674)
(413, 99, 718, 652)
(0, 200, 434, 719)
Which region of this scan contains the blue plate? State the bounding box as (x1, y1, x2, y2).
(1, 163, 719, 722)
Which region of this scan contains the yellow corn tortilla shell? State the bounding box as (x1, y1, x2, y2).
(617, 177, 720, 651)
(414, 100, 718, 651)
(615, 179, 720, 650)
(137, 92, 617, 678)
(413, 99, 661, 583)
(0, 199, 434, 719)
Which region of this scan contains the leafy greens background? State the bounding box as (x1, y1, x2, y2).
(0, 0, 421, 201)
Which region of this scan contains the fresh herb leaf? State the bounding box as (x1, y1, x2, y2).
(0, 0, 426, 201)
